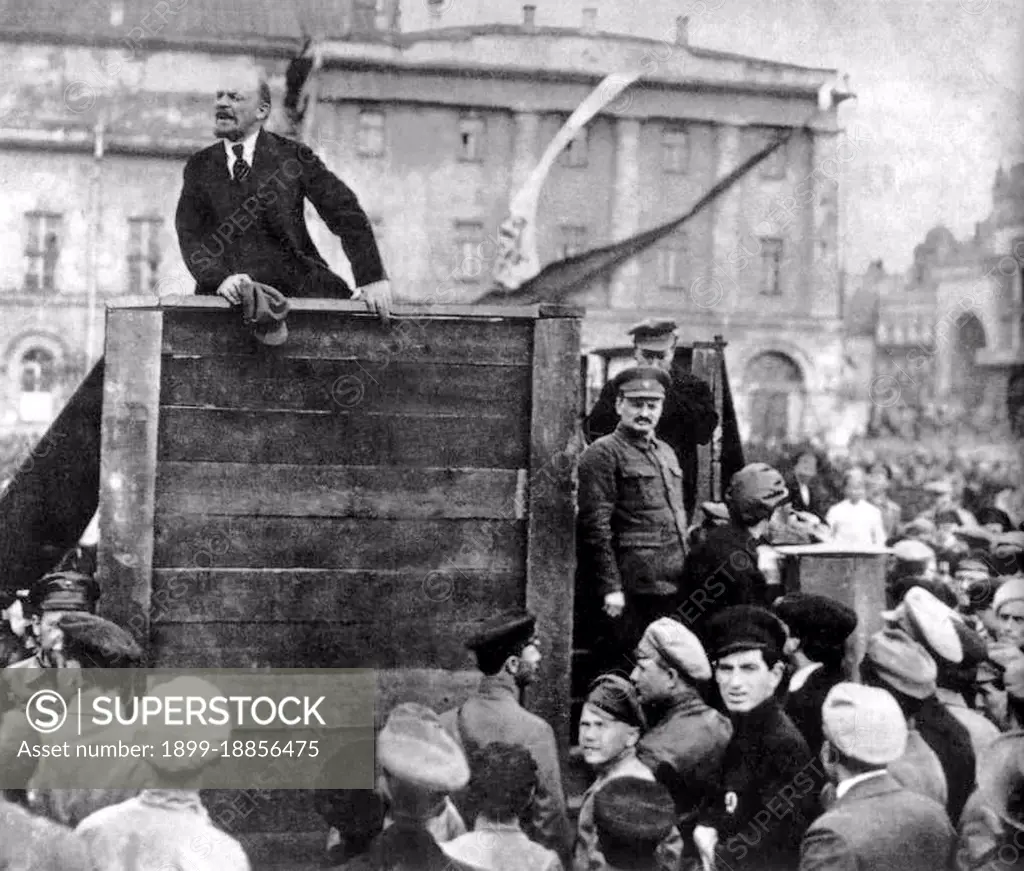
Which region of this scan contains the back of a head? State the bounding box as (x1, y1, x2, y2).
(468, 742, 538, 823)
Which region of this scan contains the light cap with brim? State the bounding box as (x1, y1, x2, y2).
(146, 677, 232, 774)
(881, 586, 963, 665)
(993, 576, 1024, 616)
(822, 682, 908, 766)
(863, 628, 938, 699)
(378, 703, 469, 793)
(637, 617, 711, 682)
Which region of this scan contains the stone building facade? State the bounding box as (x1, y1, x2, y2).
(871, 165, 1024, 433)
(0, 1, 851, 444)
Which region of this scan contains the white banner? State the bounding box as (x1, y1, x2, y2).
(492, 70, 642, 290)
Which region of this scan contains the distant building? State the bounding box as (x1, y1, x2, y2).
(0, 0, 848, 445)
(870, 164, 1024, 434)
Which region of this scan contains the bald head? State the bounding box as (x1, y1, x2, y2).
(213, 67, 271, 141)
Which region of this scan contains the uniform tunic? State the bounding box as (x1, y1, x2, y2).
(635, 688, 732, 843)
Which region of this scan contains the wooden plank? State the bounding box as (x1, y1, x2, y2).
(161, 357, 531, 417)
(150, 621, 483, 669)
(157, 408, 528, 469)
(155, 463, 524, 520)
(95, 309, 163, 648)
(152, 516, 526, 571)
(149, 568, 523, 623)
(161, 310, 533, 365)
(524, 316, 582, 752)
(154, 294, 553, 319)
(691, 341, 724, 505)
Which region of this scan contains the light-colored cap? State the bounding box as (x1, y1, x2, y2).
(822, 682, 909, 766)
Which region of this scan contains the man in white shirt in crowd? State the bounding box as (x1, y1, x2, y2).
(825, 468, 886, 547)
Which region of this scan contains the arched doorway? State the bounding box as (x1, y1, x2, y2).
(950, 314, 987, 412)
(744, 351, 805, 442)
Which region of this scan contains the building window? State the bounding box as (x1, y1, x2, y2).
(24, 212, 63, 292)
(18, 347, 56, 423)
(454, 221, 485, 282)
(559, 124, 589, 168)
(357, 109, 385, 157)
(657, 230, 687, 287)
(662, 126, 689, 174)
(458, 112, 485, 162)
(758, 129, 788, 179)
(759, 238, 783, 296)
(127, 216, 163, 294)
(559, 225, 588, 260)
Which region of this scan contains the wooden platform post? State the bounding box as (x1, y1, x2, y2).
(525, 311, 582, 752)
(691, 335, 727, 507)
(96, 303, 163, 649)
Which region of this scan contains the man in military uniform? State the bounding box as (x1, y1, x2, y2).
(584, 319, 719, 516)
(440, 611, 572, 860)
(630, 618, 731, 857)
(578, 367, 689, 670)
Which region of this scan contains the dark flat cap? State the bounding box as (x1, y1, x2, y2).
(585, 674, 645, 729)
(58, 613, 142, 667)
(466, 611, 536, 657)
(977, 507, 1013, 532)
(627, 319, 678, 352)
(610, 366, 670, 399)
(593, 776, 675, 848)
(704, 605, 787, 660)
(772, 594, 857, 646)
(30, 572, 99, 614)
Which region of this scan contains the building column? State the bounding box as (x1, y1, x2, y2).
(710, 124, 742, 304)
(608, 118, 642, 309)
(510, 111, 539, 199)
(809, 130, 840, 318)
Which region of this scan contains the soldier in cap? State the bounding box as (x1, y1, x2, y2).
(441, 611, 571, 860)
(583, 319, 720, 517)
(577, 367, 689, 670)
(344, 703, 480, 871)
(573, 674, 681, 871)
(592, 777, 676, 871)
(861, 627, 974, 826)
(677, 463, 791, 637)
(772, 593, 858, 758)
(694, 606, 819, 871)
(799, 683, 953, 871)
(629, 618, 731, 855)
(9, 571, 100, 672)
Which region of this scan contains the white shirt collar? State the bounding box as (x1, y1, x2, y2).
(224, 128, 261, 171)
(788, 661, 823, 693)
(835, 769, 887, 801)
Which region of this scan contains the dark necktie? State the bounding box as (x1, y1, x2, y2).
(232, 144, 251, 182)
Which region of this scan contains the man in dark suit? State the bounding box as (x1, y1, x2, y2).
(175, 67, 391, 318)
(800, 682, 953, 871)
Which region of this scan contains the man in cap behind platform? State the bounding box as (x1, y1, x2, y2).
(592, 777, 677, 871)
(677, 463, 790, 637)
(345, 703, 482, 871)
(861, 626, 975, 825)
(799, 683, 953, 871)
(578, 366, 689, 670)
(772, 593, 858, 757)
(630, 618, 731, 854)
(573, 674, 681, 871)
(583, 319, 719, 517)
(441, 612, 571, 860)
(28, 612, 149, 828)
(693, 606, 819, 871)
